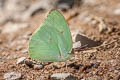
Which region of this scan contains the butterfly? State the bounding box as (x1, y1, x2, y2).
(28, 9, 73, 62)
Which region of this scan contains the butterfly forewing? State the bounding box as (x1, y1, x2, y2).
(44, 10, 72, 52)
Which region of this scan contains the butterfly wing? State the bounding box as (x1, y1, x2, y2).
(44, 10, 72, 53)
(28, 10, 73, 62)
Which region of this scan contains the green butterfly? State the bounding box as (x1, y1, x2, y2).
(28, 10, 73, 62)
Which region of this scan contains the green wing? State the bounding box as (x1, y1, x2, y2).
(44, 10, 72, 52)
(28, 10, 72, 62)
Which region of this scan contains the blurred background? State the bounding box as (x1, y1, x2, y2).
(0, 0, 120, 35)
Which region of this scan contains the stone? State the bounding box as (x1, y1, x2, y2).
(113, 9, 120, 15)
(21, 49, 28, 54)
(16, 57, 26, 64)
(82, 0, 97, 5)
(75, 33, 101, 48)
(56, 0, 74, 11)
(25, 59, 34, 68)
(34, 64, 43, 70)
(71, 30, 81, 42)
(51, 73, 76, 80)
(4, 72, 21, 80)
(73, 41, 81, 49)
(2, 22, 29, 33)
(71, 31, 101, 49)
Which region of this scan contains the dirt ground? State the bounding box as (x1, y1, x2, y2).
(0, 0, 120, 80)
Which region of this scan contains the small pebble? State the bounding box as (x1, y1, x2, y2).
(25, 59, 34, 68)
(16, 57, 26, 64)
(44, 71, 49, 74)
(51, 73, 76, 80)
(52, 62, 65, 69)
(83, 0, 98, 5)
(4, 72, 21, 80)
(113, 9, 120, 15)
(73, 41, 81, 49)
(2, 22, 29, 33)
(21, 49, 28, 54)
(91, 20, 97, 24)
(81, 79, 85, 80)
(34, 64, 43, 70)
(71, 30, 81, 42)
